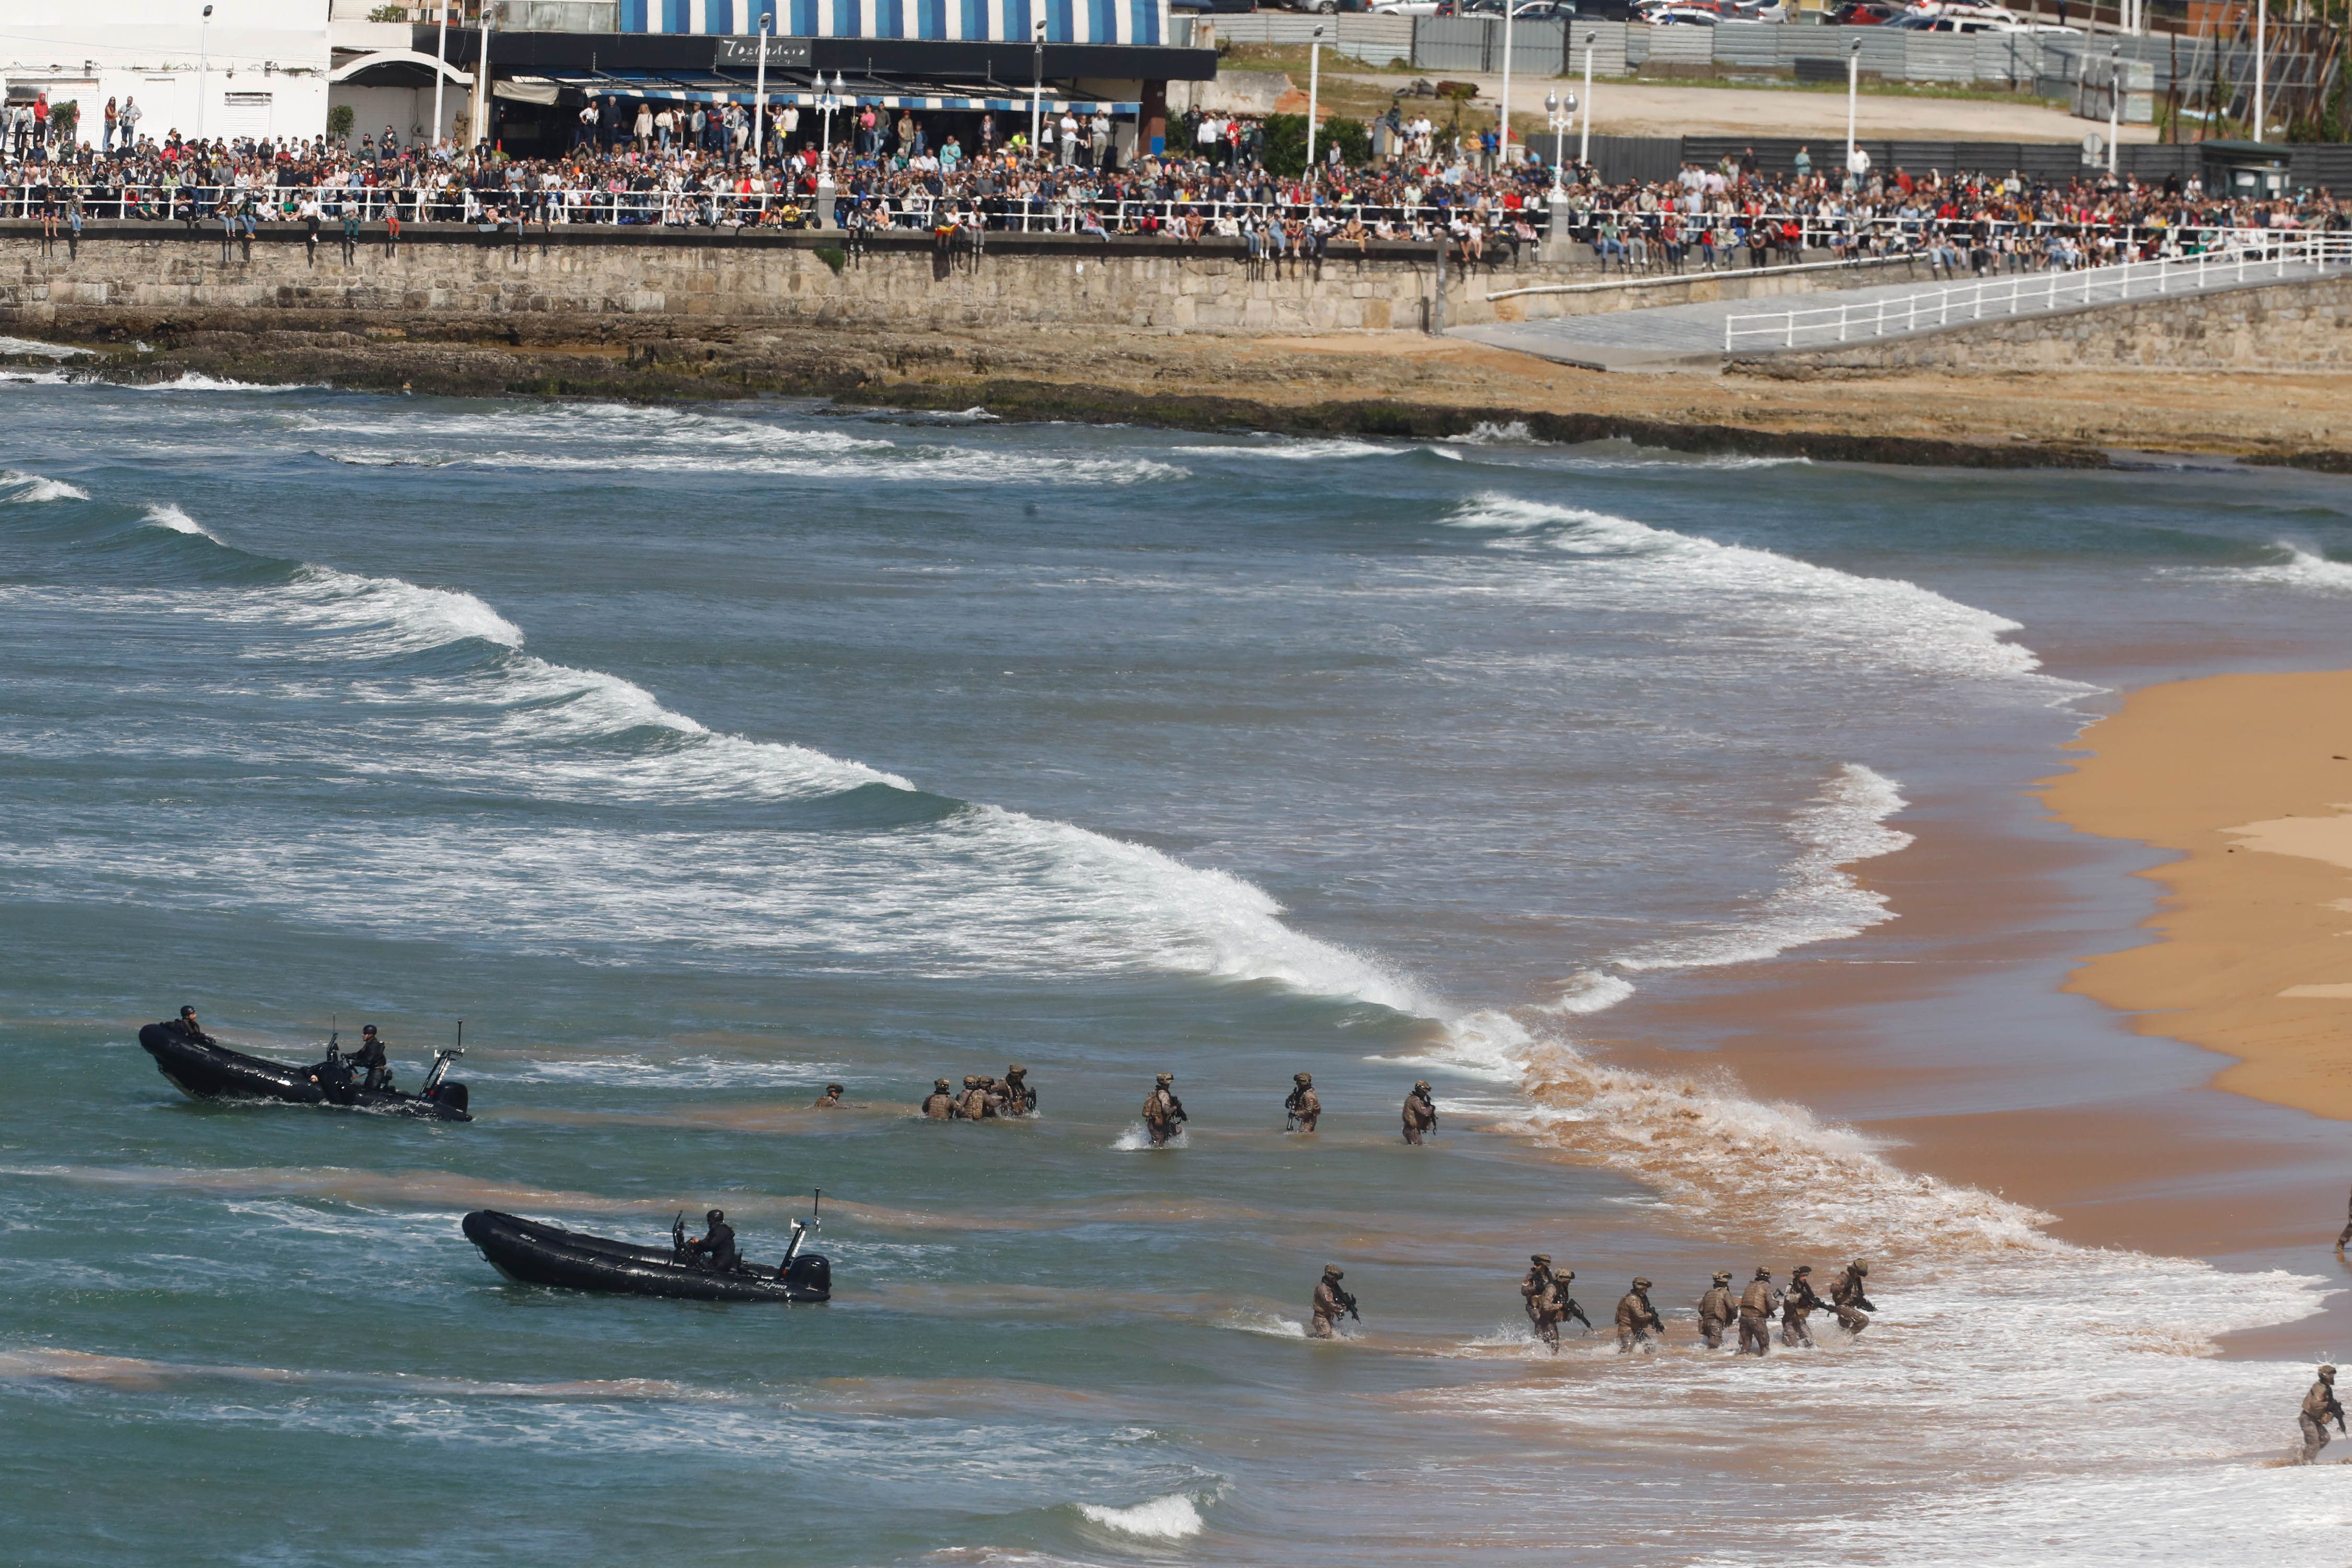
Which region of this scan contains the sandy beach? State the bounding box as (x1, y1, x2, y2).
(2043, 672, 2352, 1121)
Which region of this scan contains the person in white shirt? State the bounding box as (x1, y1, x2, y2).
(1058, 110, 1079, 167)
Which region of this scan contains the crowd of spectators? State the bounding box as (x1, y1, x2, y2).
(1, 83, 2344, 278)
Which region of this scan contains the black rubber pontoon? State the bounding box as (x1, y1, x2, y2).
(137, 1023, 472, 1122)
(461, 1210, 832, 1302)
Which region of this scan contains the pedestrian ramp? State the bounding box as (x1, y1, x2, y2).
(1454, 234, 2351, 372)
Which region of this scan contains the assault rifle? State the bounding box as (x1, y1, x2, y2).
(1561, 1293, 1593, 1334)
(1334, 1286, 1361, 1323)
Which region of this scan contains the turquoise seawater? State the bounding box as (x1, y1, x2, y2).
(5, 383, 2352, 1564)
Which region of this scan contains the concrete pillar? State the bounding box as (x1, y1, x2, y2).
(1142, 79, 1167, 159)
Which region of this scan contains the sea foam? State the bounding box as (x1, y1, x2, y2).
(1075, 1493, 1206, 1540)
(0, 469, 88, 502)
(1446, 493, 2047, 683)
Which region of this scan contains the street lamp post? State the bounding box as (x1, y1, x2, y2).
(1031, 19, 1046, 158)
(1844, 37, 1860, 181)
(2117, 44, 2136, 177)
(432, 2, 449, 151)
(1498, 0, 1513, 171)
(753, 11, 772, 168)
(1578, 40, 1593, 167)
(1544, 85, 1574, 256)
(1306, 25, 1323, 179)
(816, 71, 843, 228)
(198, 4, 213, 143)
(2254, 0, 2267, 141)
(472, 2, 493, 150)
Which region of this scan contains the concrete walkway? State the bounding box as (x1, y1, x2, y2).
(1455, 252, 2348, 371)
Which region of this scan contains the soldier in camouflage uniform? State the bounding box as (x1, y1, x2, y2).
(1697, 1270, 1735, 1349)
(1615, 1276, 1664, 1354)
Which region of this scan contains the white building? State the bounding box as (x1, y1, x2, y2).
(0, 0, 330, 148)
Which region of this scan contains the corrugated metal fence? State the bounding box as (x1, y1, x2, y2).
(1586, 133, 2352, 189)
(1321, 17, 2319, 95)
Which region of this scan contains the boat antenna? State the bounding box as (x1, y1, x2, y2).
(455, 1019, 463, 1052)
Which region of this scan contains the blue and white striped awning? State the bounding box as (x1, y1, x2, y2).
(555, 71, 1135, 111)
(618, 0, 1168, 45)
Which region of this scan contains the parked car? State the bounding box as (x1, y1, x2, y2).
(1370, 0, 1447, 12)
(1823, 1, 1902, 21)
(1168, 0, 1259, 12)
(1461, 0, 1578, 14)
(1650, 5, 1722, 21)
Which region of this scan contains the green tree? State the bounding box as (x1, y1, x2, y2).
(328, 104, 356, 142)
(1261, 112, 1308, 178)
(50, 101, 78, 146)
(1322, 116, 1370, 168)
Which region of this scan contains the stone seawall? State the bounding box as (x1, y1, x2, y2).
(0, 223, 1953, 341)
(1750, 273, 2352, 373)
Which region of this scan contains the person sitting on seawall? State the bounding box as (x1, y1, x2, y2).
(346, 1024, 391, 1092)
(683, 1209, 739, 1272)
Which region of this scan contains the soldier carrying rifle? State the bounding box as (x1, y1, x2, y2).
(1311, 1263, 1359, 1340)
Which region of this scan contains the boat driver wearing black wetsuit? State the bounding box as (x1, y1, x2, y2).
(684, 1209, 739, 1271)
(169, 1006, 216, 1045)
(348, 1025, 390, 1092)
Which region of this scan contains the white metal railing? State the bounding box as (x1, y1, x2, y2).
(1722, 232, 2352, 352)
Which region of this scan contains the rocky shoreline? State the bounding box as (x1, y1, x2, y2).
(17, 314, 2349, 474)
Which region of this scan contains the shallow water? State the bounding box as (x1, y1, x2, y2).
(4, 386, 2351, 1564)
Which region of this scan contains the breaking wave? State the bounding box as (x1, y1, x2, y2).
(0, 468, 87, 502)
(1445, 493, 2049, 683)
(1074, 1493, 1207, 1541)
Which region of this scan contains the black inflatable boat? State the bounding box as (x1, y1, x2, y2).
(462, 1208, 832, 1303)
(138, 1023, 472, 1122)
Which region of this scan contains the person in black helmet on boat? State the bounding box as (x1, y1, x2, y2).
(684, 1209, 739, 1271)
(347, 1025, 390, 1092)
(166, 1005, 217, 1046)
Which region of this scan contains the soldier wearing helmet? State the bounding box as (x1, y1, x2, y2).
(1311, 1263, 1357, 1339)
(1401, 1080, 1438, 1146)
(2301, 1366, 2344, 1464)
(1520, 1253, 1570, 1351)
(1284, 1072, 1321, 1134)
(1142, 1073, 1186, 1147)
(921, 1078, 956, 1119)
(1698, 1270, 1736, 1349)
(1830, 1259, 1875, 1333)
(1781, 1265, 1824, 1348)
(684, 1209, 738, 1271)
(1615, 1276, 1663, 1354)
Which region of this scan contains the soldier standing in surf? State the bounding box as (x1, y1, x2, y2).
(1781, 1265, 1825, 1348)
(2301, 1366, 2344, 1463)
(1310, 1264, 1357, 1339)
(1615, 1277, 1664, 1354)
(1142, 1073, 1186, 1147)
(921, 1078, 956, 1118)
(1698, 1270, 1736, 1349)
(1831, 1260, 1875, 1333)
(1285, 1072, 1320, 1133)
(1520, 1255, 1569, 1351)
(1738, 1269, 1781, 1356)
(1401, 1081, 1438, 1145)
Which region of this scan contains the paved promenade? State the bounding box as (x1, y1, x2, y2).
(1455, 248, 2350, 370)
